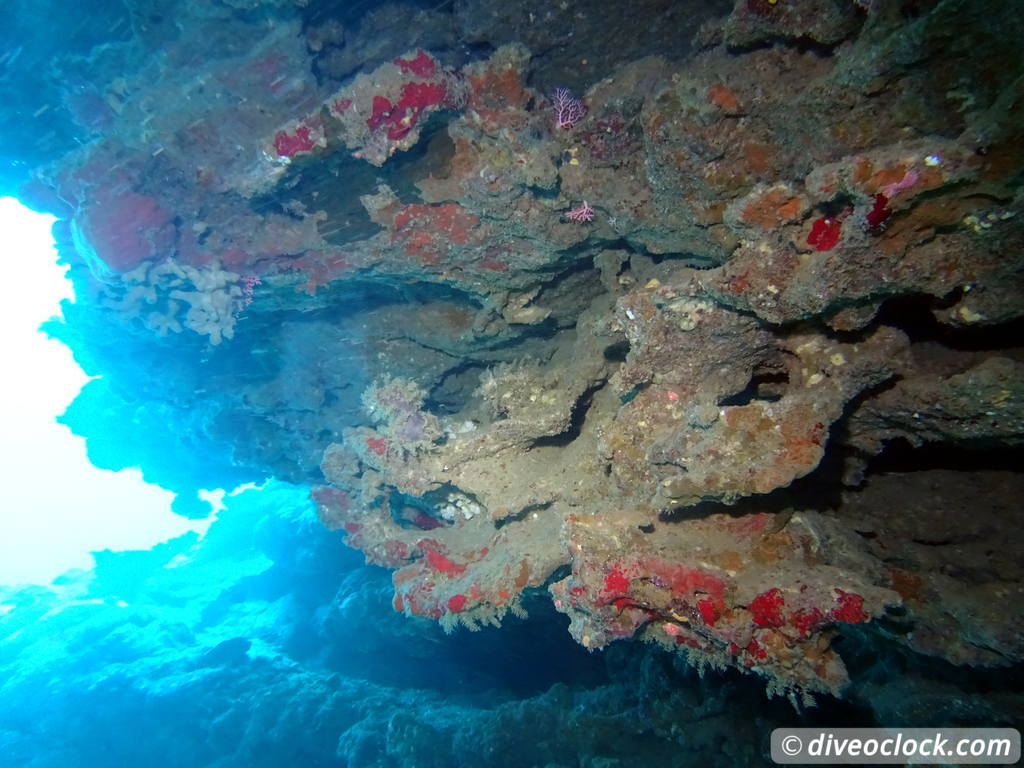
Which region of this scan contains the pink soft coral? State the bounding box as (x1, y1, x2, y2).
(564, 201, 595, 222)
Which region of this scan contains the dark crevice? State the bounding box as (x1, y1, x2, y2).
(389, 490, 451, 531)
(542, 563, 573, 589)
(427, 360, 489, 414)
(659, 493, 798, 524)
(910, 537, 954, 547)
(602, 339, 630, 363)
(532, 380, 605, 448)
(495, 502, 554, 530)
(646, 249, 720, 268)
(718, 369, 789, 407)
(724, 34, 846, 59)
(865, 438, 1024, 475)
(871, 293, 1024, 351)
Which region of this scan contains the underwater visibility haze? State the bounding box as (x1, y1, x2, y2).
(1, 0, 1023, 765)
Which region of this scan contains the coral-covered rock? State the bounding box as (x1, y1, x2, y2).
(325, 50, 465, 166)
(14, 0, 1024, 713)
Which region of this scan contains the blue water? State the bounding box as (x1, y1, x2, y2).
(1, 483, 611, 765)
(1, 478, 829, 767)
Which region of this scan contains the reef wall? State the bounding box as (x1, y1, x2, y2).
(7, 0, 1023, 710)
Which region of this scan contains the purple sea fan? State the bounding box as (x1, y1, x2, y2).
(552, 87, 587, 129)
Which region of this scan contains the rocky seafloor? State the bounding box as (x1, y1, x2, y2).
(1, 0, 1022, 764)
